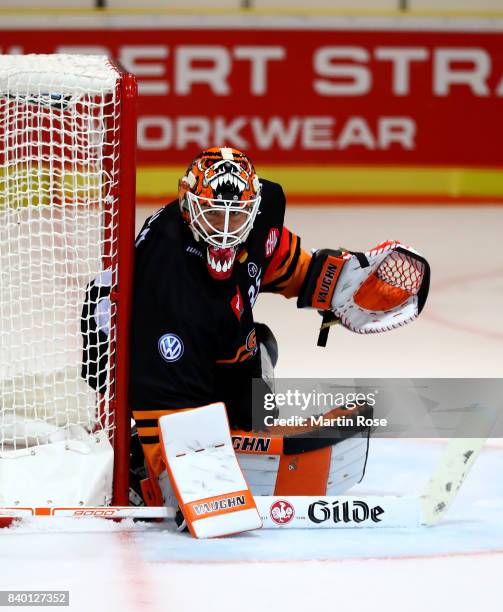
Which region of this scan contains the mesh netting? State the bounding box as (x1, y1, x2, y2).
(0, 55, 120, 452)
(376, 250, 424, 295)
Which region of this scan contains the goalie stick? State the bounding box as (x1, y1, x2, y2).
(0, 409, 495, 529)
(419, 406, 497, 526)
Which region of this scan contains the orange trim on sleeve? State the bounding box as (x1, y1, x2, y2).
(278, 247, 311, 298)
(262, 227, 312, 298)
(263, 228, 295, 286)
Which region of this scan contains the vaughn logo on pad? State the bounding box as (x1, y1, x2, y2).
(232, 435, 271, 452)
(313, 260, 341, 309)
(192, 495, 246, 516)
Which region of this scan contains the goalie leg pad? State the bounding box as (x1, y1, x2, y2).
(233, 406, 371, 496)
(159, 403, 262, 538)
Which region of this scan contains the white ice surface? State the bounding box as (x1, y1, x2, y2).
(1, 205, 502, 611)
(1, 438, 502, 612)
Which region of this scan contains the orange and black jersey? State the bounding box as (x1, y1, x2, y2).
(130, 179, 311, 435)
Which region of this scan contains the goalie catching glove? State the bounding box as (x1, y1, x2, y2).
(298, 240, 430, 341)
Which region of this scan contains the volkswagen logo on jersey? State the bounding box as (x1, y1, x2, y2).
(158, 333, 184, 363)
(248, 261, 259, 278)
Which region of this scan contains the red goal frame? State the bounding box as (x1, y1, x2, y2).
(109, 68, 137, 505)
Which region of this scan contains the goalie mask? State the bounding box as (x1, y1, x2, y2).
(179, 147, 262, 280)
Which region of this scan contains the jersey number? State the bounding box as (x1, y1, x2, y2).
(248, 269, 262, 307)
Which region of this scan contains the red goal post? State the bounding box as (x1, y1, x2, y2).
(0, 55, 137, 507)
(110, 60, 137, 505)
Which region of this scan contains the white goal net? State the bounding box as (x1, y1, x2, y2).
(0, 55, 136, 507)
